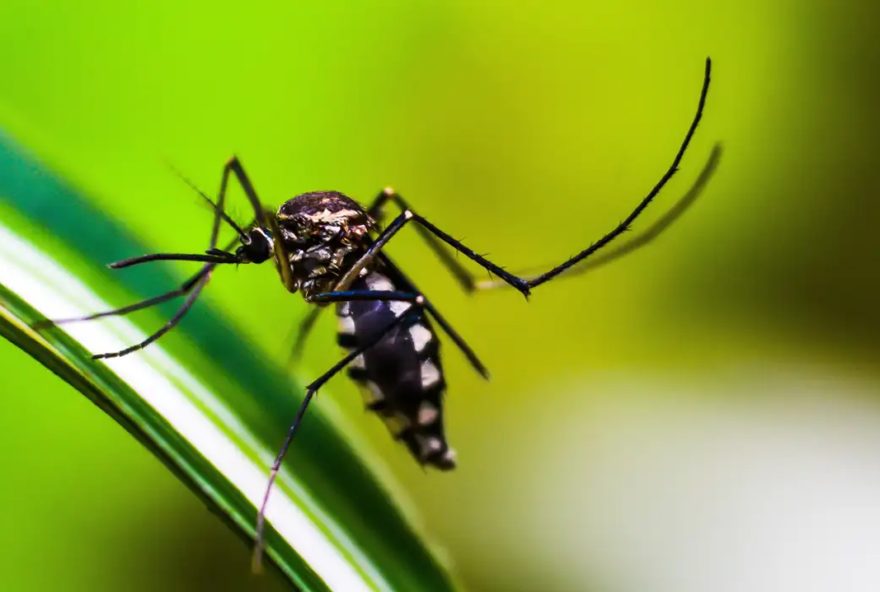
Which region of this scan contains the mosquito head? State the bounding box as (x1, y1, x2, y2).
(235, 227, 274, 264)
(277, 191, 374, 246)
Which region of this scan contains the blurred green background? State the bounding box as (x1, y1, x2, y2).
(1, 1, 879, 590)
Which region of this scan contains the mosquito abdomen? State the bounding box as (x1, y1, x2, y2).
(336, 271, 456, 469)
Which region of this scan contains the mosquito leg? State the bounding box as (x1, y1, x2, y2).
(366, 188, 477, 292)
(253, 303, 422, 571)
(330, 211, 413, 291)
(319, 282, 488, 378)
(401, 213, 531, 295)
(378, 252, 488, 378)
(522, 58, 711, 289)
(82, 157, 263, 355)
(111, 159, 258, 270)
(309, 289, 422, 304)
(287, 308, 322, 366)
(336, 209, 529, 295)
(475, 143, 723, 290)
(284, 188, 420, 361)
(421, 299, 487, 378)
(204, 156, 299, 291)
(90, 157, 273, 356)
(35, 231, 243, 333)
(288, 231, 483, 368)
(205, 157, 284, 264)
(347, 58, 712, 297)
(217, 156, 269, 230)
(39, 267, 211, 328)
(92, 272, 212, 359)
(323, 218, 492, 378)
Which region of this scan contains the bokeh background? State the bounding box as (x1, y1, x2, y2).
(1, 1, 878, 591)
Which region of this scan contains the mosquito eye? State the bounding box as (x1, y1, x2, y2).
(252, 233, 272, 262)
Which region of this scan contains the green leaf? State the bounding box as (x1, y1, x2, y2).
(0, 132, 456, 591)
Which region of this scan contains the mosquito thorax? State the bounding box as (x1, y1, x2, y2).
(276, 191, 375, 297)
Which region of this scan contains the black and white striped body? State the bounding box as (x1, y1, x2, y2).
(337, 269, 456, 469)
(271, 190, 456, 468)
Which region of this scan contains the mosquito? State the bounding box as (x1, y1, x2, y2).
(42, 58, 712, 568)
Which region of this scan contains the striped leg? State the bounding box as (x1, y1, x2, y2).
(366, 188, 476, 292)
(88, 158, 268, 358)
(378, 252, 488, 379)
(37, 266, 211, 328)
(288, 252, 489, 378)
(40, 157, 263, 359)
(475, 143, 723, 290)
(337, 58, 712, 298)
(253, 298, 424, 571)
(286, 307, 322, 366)
(286, 184, 486, 364)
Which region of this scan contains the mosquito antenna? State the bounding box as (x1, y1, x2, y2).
(166, 163, 249, 240)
